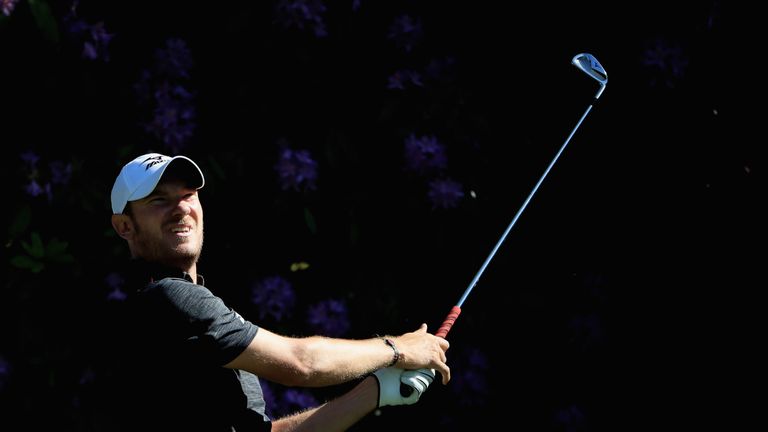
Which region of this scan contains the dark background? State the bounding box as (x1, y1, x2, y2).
(1, 0, 758, 430)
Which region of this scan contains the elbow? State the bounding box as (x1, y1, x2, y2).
(279, 364, 315, 387)
(281, 339, 328, 386)
(262, 338, 331, 387)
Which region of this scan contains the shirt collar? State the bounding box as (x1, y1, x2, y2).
(127, 259, 205, 288)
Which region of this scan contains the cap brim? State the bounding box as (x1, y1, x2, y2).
(127, 156, 205, 203)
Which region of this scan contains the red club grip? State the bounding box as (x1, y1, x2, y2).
(435, 306, 462, 338)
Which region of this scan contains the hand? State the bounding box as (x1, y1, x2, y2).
(373, 367, 435, 407)
(392, 324, 450, 384)
(401, 367, 435, 396)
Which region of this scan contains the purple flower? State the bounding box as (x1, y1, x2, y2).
(49, 161, 73, 185)
(105, 272, 125, 290)
(82, 22, 114, 61)
(145, 81, 197, 153)
(707, 1, 720, 30)
(20, 150, 39, 171)
(61, 3, 114, 62)
(44, 182, 53, 203)
(133, 69, 153, 104)
(275, 0, 328, 38)
(387, 69, 423, 90)
(79, 367, 96, 386)
(403, 134, 448, 174)
(107, 288, 127, 302)
(426, 56, 458, 84)
(553, 404, 586, 432)
(251, 276, 296, 322)
(105, 272, 127, 301)
(261, 382, 319, 418)
(155, 38, 193, 80)
(1, 0, 19, 16)
(25, 177, 53, 202)
(387, 15, 423, 53)
(259, 379, 278, 418)
(427, 177, 464, 209)
(450, 347, 489, 407)
(467, 348, 489, 369)
(64, 17, 89, 36)
(25, 180, 44, 197)
(306, 299, 350, 337)
(282, 389, 319, 413)
(642, 38, 689, 88)
(567, 313, 604, 352)
(275, 146, 319, 192)
(135, 38, 197, 151)
(352, 0, 361, 12)
(0, 355, 10, 391)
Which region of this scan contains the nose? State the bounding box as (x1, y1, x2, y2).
(172, 198, 192, 218)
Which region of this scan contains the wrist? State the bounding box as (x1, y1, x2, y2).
(381, 337, 400, 367)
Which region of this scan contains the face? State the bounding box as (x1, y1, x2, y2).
(121, 179, 204, 270)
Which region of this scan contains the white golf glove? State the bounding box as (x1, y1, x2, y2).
(373, 367, 436, 407)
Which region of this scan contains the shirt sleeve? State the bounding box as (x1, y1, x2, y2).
(151, 279, 259, 365)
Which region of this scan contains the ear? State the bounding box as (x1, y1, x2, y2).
(111, 214, 135, 240)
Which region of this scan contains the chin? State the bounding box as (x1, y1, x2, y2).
(166, 252, 199, 269)
(175, 245, 201, 260)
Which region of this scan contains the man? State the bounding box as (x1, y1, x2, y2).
(107, 153, 450, 431)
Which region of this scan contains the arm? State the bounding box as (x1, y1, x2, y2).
(271, 368, 435, 431)
(271, 376, 379, 432)
(224, 323, 450, 387)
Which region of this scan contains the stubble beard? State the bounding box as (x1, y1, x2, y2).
(132, 217, 204, 270)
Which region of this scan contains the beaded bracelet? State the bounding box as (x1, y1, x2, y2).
(382, 338, 400, 367)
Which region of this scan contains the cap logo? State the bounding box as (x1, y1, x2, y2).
(141, 155, 167, 170)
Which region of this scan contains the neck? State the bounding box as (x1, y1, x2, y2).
(186, 264, 197, 283)
(131, 254, 198, 283)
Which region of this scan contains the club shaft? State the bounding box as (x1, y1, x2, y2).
(428, 99, 600, 394)
(455, 103, 595, 308)
(408, 55, 605, 396)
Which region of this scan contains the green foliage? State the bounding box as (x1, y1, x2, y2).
(8, 205, 32, 240)
(11, 231, 74, 274)
(303, 206, 317, 235)
(28, 0, 59, 44)
(21, 231, 44, 258)
(10, 254, 44, 273)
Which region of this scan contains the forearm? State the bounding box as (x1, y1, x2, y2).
(271, 376, 379, 432)
(226, 325, 449, 387)
(297, 336, 395, 385)
(297, 325, 450, 386)
(225, 329, 395, 387)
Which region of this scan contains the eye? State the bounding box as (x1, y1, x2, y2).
(149, 197, 166, 204)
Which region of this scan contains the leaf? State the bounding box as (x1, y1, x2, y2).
(303, 207, 317, 235)
(28, 0, 60, 44)
(22, 232, 45, 258)
(11, 255, 45, 273)
(8, 205, 31, 239)
(49, 253, 74, 264)
(45, 238, 69, 257)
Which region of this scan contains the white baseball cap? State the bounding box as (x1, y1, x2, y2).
(111, 153, 205, 214)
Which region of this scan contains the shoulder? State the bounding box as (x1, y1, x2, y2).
(146, 277, 212, 301)
(140, 278, 223, 318)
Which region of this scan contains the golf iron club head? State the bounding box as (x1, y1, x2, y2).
(572, 53, 607, 99)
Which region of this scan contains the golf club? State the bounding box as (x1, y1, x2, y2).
(400, 53, 608, 396)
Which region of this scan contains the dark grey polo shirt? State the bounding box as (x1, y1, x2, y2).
(114, 260, 271, 431)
